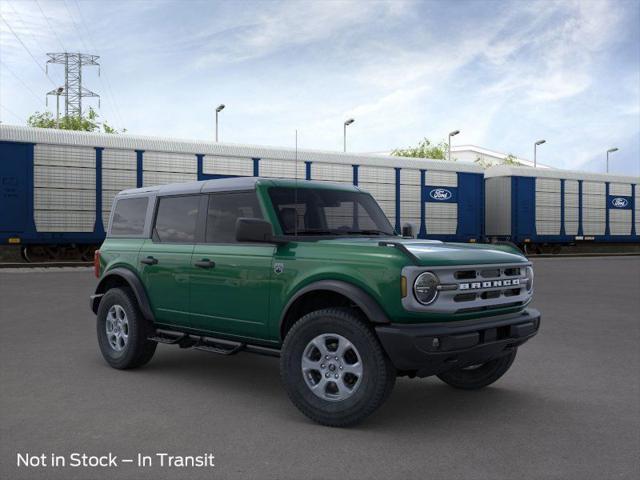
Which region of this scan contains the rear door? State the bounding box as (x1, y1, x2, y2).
(0, 142, 30, 234)
(189, 191, 274, 339)
(139, 194, 203, 328)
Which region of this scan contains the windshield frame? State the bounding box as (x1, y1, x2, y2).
(267, 186, 397, 238)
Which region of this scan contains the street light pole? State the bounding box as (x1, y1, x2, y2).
(343, 118, 354, 152)
(55, 87, 64, 128)
(606, 148, 618, 173)
(448, 130, 460, 161)
(534, 139, 546, 168)
(215, 104, 225, 142)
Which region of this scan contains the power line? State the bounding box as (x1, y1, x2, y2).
(71, 0, 125, 127)
(34, 0, 67, 52)
(0, 59, 45, 105)
(0, 14, 57, 87)
(0, 103, 23, 123)
(62, 0, 90, 51)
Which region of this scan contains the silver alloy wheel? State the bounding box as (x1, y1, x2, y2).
(301, 333, 363, 402)
(105, 304, 129, 352)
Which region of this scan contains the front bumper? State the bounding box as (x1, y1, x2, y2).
(375, 308, 540, 377)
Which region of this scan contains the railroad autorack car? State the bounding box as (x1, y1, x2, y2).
(484, 165, 639, 252)
(0, 125, 485, 261)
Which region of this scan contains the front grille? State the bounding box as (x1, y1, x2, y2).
(402, 262, 532, 314)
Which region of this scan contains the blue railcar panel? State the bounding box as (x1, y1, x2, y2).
(457, 172, 483, 240)
(136, 150, 144, 188)
(511, 176, 536, 243)
(0, 142, 33, 236)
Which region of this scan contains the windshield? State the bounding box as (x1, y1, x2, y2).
(268, 187, 396, 236)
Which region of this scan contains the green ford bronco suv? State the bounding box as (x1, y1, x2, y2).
(90, 177, 540, 426)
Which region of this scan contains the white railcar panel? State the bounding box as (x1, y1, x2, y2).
(564, 192, 579, 208)
(536, 206, 560, 235)
(312, 163, 353, 182)
(103, 149, 136, 170)
(609, 210, 631, 235)
(537, 221, 561, 235)
(400, 169, 421, 186)
(400, 202, 421, 219)
(536, 178, 560, 193)
(144, 151, 196, 173)
(582, 181, 605, 195)
(358, 182, 395, 201)
(34, 165, 95, 190)
(425, 170, 457, 187)
(103, 169, 137, 191)
(143, 171, 197, 187)
(34, 144, 95, 168)
(536, 191, 561, 207)
(582, 221, 605, 235)
(582, 208, 606, 221)
(259, 159, 302, 179)
(426, 203, 457, 234)
(358, 166, 395, 184)
(34, 189, 95, 211)
(582, 194, 605, 208)
(565, 180, 579, 194)
(203, 156, 254, 176)
(564, 206, 579, 224)
(565, 221, 579, 235)
(34, 211, 95, 232)
(609, 183, 631, 196)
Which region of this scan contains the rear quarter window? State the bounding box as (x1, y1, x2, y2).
(110, 197, 149, 236)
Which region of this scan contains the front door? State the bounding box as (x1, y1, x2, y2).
(189, 191, 274, 340)
(139, 194, 203, 328)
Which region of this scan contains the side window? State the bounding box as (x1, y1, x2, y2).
(110, 197, 148, 236)
(154, 195, 200, 243)
(206, 191, 263, 243)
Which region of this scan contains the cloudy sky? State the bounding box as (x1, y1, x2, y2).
(1, 0, 638, 175)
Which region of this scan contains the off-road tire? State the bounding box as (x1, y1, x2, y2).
(437, 348, 517, 390)
(280, 308, 396, 427)
(96, 287, 157, 369)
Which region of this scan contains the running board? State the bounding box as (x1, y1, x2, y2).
(148, 329, 280, 357)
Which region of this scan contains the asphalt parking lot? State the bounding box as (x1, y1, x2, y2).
(1, 257, 639, 480)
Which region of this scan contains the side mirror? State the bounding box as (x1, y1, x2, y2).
(236, 218, 277, 243)
(401, 223, 414, 238)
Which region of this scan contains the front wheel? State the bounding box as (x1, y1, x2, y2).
(436, 348, 517, 390)
(280, 308, 396, 427)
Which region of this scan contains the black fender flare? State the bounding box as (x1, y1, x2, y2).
(91, 267, 155, 323)
(280, 280, 391, 331)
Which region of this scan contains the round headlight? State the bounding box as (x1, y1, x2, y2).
(525, 266, 534, 293)
(414, 271, 440, 305)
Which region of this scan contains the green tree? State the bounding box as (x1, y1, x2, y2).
(474, 153, 522, 169)
(27, 107, 125, 133)
(391, 138, 452, 160)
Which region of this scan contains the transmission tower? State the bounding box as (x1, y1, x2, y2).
(46, 53, 100, 117)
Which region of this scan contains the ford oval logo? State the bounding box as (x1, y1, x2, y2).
(611, 197, 629, 208)
(429, 188, 452, 201)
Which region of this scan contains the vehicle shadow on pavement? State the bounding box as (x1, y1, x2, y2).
(121, 346, 561, 432)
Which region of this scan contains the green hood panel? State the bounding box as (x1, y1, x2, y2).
(309, 238, 527, 266)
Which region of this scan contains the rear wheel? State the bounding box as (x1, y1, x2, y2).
(96, 287, 157, 369)
(280, 308, 396, 427)
(437, 348, 517, 390)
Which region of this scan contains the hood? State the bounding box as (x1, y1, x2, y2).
(316, 237, 527, 266)
(399, 240, 527, 266)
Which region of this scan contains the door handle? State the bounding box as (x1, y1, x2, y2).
(140, 256, 158, 265)
(194, 259, 215, 269)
